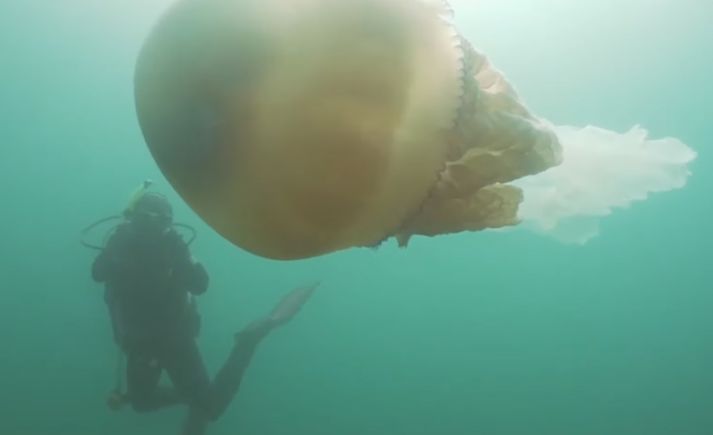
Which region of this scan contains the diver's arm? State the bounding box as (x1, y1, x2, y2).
(184, 260, 209, 296)
(169, 231, 209, 295)
(174, 257, 209, 296)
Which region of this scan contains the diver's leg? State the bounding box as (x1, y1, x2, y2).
(161, 339, 213, 435)
(170, 329, 269, 435)
(208, 283, 319, 419)
(126, 350, 183, 412)
(171, 283, 318, 434)
(163, 328, 271, 435)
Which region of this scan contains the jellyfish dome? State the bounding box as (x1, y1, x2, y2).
(134, 0, 695, 260)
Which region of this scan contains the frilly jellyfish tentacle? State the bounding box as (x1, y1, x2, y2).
(395, 38, 562, 244)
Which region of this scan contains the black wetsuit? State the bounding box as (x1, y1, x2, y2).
(92, 223, 263, 435)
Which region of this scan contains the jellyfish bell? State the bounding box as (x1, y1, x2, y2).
(135, 0, 474, 259)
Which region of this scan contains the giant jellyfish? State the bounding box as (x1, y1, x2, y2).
(134, 0, 695, 259)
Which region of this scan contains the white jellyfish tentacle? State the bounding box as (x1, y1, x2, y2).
(513, 124, 697, 244)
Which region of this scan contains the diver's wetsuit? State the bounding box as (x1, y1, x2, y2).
(92, 223, 264, 435)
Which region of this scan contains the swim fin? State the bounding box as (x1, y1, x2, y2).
(268, 282, 320, 327)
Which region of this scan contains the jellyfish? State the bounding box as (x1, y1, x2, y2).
(134, 0, 696, 260)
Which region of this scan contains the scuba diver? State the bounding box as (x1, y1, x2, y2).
(86, 182, 318, 435)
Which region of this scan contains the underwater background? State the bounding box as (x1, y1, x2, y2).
(1, 0, 711, 434)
